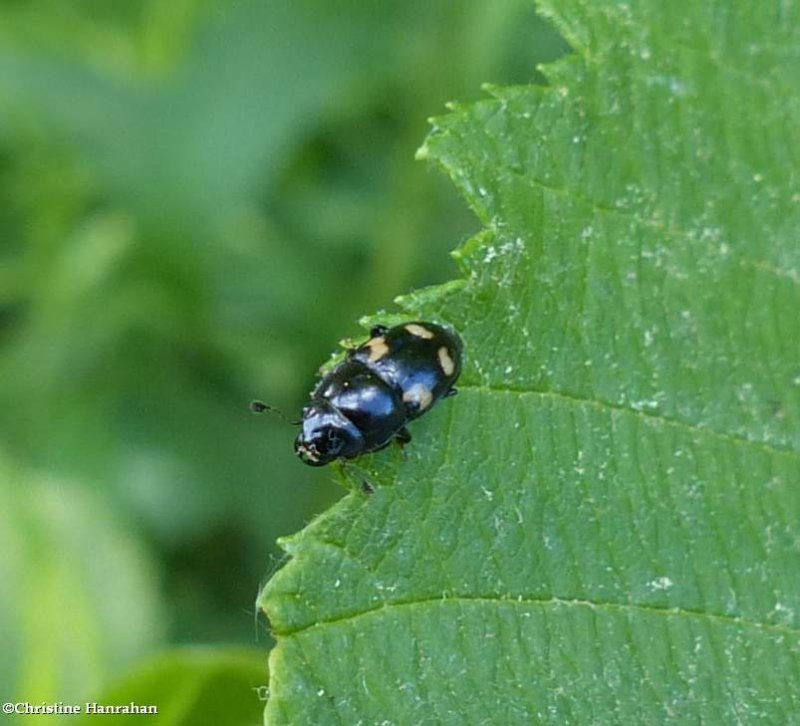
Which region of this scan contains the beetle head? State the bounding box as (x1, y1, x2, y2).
(294, 401, 363, 466)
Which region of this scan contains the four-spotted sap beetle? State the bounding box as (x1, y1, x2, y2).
(255, 322, 463, 467)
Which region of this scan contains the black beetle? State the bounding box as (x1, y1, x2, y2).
(258, 321, 463, 467)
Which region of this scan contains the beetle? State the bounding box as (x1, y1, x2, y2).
(254, 321, 463, 467)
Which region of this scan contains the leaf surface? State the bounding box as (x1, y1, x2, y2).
(259, 1, 800, 722)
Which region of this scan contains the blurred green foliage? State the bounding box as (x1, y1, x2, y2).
(0, 0, 567, 714)
(72, 648, 267, 725)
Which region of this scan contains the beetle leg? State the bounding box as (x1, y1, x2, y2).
(445, 387, 458, 397)
(394, 426, 412, 447)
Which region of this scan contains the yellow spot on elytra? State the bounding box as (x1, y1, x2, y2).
(403, 383, 433, 411)
(366, 337, 389, 362)
(437, 346, 455, 376)
(405, 324, 434, 339)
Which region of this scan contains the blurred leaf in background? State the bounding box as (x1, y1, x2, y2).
(0, 454, 163, 714)
(73, 648, 266, 725)
(0, 0, 567, 714)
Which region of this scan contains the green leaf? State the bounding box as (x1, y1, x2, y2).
(0, 452, 163, 712)
(72, 648, 266, 725)
(259, 1, 800, 722)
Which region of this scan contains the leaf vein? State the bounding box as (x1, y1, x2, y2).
(486, 169, 798, 287)
(457, 383, 799, 460)
(277, 594, 800, 640)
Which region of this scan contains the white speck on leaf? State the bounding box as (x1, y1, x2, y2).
(649, 577, 674, 591)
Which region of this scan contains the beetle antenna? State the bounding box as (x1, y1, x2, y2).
(249, 400, 301, 426)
